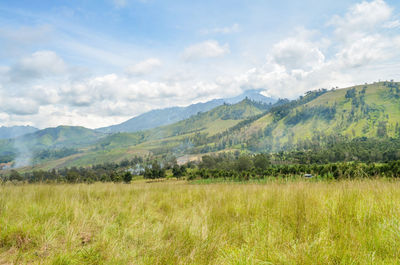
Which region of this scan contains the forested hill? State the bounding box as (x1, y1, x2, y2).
(96, 89, 276, 133)
(0, 126, 105, 166)
(93, 98, 273, 152)
(2, 81, 400, 170)
(231, 81, 400, 152)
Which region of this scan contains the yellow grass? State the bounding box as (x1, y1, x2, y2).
(1, 180, 400, 264)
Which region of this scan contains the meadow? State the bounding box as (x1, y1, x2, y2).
(1, 180, 400, 264)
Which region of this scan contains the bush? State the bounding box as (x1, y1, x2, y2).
(123, 172, 133, 183)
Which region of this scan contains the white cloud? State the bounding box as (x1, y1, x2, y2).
(335, 35, 391, 67)
(383, 20, 400, 28)
(223, 1, 400, 99)
(182, 40, 230, 61)
(0, 94, 40, 116)
(9, 50, 67, 83)
(125, 58, 162, 76)
(329, 0, 393, 40)
(270, 38, 325, 71)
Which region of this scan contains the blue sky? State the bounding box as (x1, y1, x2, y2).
(1, 0, 400, 128)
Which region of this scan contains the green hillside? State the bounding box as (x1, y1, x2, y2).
(20, 126, 105, 149)
(20, 99, 270, 169)
(97, 89, 275, 133)
(92, 98, 269, 150)
(0, 126, 105, 166)
(215, 82, 400, 152)
(5, 82, 400, 171)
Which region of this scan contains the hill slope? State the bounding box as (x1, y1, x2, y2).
(0, 126, 105, 167)
(98, 98, 271, 149)
(209, 82, 400, 153)
(4, 82, 400, 170)
(26, 99, 272, 169)
(18, 126, 104, 149)
(97, 89, 275, 133)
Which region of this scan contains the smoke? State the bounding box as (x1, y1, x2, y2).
(13, 138, 34, 168)
(172, 139, 195, 165)
(173, 139, 194, 156)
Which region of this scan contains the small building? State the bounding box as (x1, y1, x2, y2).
(304, 174, 313, 178)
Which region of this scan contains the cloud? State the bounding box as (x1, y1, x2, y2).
(0, 25, 53, 53)
(329, 0, 393, 40)
(9, 51, 67, 83)
(224, 0, 400, 99)
(201, 24, 240, 35)
(383, 20, 400, 29)
(270, 38, 325, 71)
(0, 95, 40, 115)
(2, 0, 400, 128)
(182, 40, 230, 61)
(335, 35, 392, 68)
(125, 58, 162, 76)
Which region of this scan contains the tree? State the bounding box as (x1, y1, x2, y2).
(66, 170, 80, 183)
(254, 154, 270, 170)
(235, 155, 253, 172)
(9, 170, 22, 181)
(144, 162, 166, 179)
(172, 164, 185, 178)
(201, 155, 216, 169)
(345, 88, 356, 99)
(143, 167, 154, 179)
(123, 172, 133, 183)
(110, 172, 122, 182)
(377, 121, 387, 138)
(120, 159, 130, 167)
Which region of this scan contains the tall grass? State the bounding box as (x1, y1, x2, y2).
(1, 180, 400, 264)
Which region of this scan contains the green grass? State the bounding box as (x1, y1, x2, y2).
(2, 180, 400, 264)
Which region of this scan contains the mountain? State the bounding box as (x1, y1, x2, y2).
(0, 126, 38, 139)
(22, 99, 272, 169)
(52, 81, 400, 169)
(100, 98, 272, 148)
(3, 81, 400, 170)
(224, 89, 275, 104)
(97, 89, 276, 133)
(210, 81, 400, 152)
(17, 126, 104, 149)
(96, 99, 224, 134)
(0, 126, 105, 167)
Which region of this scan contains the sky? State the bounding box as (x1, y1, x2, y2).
(1, 0, 400, 129)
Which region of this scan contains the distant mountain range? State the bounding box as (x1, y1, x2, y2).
(0, 126, 38, 139)
(97, 89, 276, 133)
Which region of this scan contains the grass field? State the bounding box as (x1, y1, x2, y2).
(1, 180, 400, 264)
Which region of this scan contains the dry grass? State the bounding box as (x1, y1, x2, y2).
(1, 180, 400, 264)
